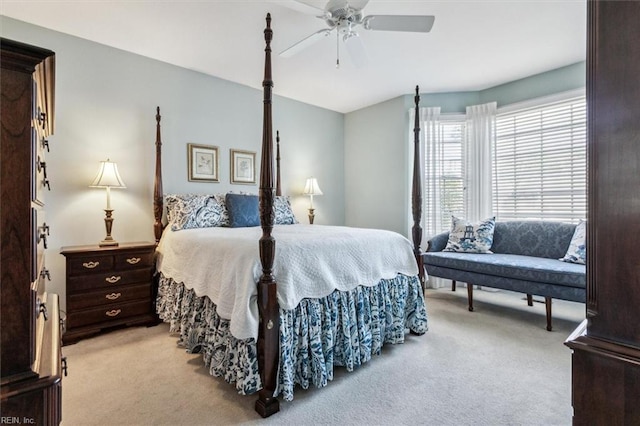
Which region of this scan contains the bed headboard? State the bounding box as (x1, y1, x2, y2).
(151, 110, 284, 244)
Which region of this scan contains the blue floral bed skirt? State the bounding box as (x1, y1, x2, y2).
(156, 273, 428, 401)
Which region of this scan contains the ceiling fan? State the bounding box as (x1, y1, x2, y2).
(278, 0, 435, 68)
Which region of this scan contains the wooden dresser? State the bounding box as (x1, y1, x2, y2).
(1, 39, 62, 424)
(60, 242, 158, 345)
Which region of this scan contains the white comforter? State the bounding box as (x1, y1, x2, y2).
(156, 224, 419, 340)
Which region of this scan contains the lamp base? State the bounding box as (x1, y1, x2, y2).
(99, 238, 119, 247)
(307, 208, 315, 225)
(100, 209, 119, 247)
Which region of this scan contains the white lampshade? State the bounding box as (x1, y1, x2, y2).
(303, 177, 323, 196)
(90, 159, 126, 188)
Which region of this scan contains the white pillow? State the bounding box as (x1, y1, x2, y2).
(560, 220, 586, 264)
(443, 216, 496, 253)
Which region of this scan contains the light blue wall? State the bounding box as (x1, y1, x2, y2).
(1, 16, 344, 310)
(346, 61, 586, 236)
(345, 96, 409, 235)
(480, 62, 586, 108)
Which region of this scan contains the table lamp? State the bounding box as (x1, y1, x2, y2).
(90, 159, 126, 246)
(302, 177, 323, 224)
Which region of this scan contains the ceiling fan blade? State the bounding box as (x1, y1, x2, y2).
(363, 15, 435, 33)
(345, 34, 369, 68)
(280, 29, 332, 58)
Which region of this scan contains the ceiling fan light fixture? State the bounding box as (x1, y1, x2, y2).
(279, 0, 435, 65)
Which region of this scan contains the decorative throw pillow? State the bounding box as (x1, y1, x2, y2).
(274, 196, 298, 225)
(225, 193, 260, 227)
(560, 220, 587, 264)
(443, 216, 496, 253)
(165, 194, 225, 231)
(213, 193, 232, 227)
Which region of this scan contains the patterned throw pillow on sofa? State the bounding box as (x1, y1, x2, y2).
(560, 220, 587, 264)
(444, 216, 496, 253)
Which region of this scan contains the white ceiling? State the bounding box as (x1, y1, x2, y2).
(1, 0, 586, 113)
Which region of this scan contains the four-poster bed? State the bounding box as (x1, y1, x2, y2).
(152, 14, 428, 418)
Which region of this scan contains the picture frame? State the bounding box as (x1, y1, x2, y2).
(188, 143, 219, 183)
(230, 149, 256, 185)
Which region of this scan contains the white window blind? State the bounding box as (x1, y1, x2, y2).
(424, 119, 466, 232)
(493, 96, 586, 222)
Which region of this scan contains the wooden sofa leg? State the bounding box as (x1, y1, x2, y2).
(527, 294, 533, 306)
(452, 280, 456, 291)
(467, 284, 474, 312)
(545, 297, 552, 331)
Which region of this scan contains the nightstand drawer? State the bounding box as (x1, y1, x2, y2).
(67, 255, 114, 275)
(67, 268, 153, 293)
(115, 251, 154, 269)
(66, 299, 151, 328)
(67, 283, 152, 311)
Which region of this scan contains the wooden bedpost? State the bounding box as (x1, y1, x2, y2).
(276, 130, 282, 196)
(255, 13, 280, 418)
(153, 106, 163, 244)
(412, 86, 426, 287)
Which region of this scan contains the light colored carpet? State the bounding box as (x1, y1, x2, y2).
(61, 288, 584, 426)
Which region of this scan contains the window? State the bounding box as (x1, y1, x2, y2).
(421, 93, 586, 236)
(424, 117, 466, 233)
(493, 95, 586, 222)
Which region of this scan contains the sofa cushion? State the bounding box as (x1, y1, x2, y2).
(423, 252, 585, 289)
(490, 221, 576, 259)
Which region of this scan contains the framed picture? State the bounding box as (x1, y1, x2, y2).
(230, 149, 256, 185)
(188, 143, 219, 182)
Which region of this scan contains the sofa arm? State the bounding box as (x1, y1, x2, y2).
(426, 231, 450, 252)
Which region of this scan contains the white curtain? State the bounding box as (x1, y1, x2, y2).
(415, 107, 449, 289)
(464, 102, 496, 221)
(419, 106, 442, 243)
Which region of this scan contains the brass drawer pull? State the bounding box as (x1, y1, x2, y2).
(105, 309, 121, 317)
(126, 257, 141, 265)
(105, 275, 121, 284)
(83, 261, 100, 269)
(105, 292, 121, 300)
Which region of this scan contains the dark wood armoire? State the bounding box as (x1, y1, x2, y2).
(565, 1, 640, 424)
(0, 38, 62, 424)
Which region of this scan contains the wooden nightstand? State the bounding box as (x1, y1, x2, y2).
(60, 242, 158, 345)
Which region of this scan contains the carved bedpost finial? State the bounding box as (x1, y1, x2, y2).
(265, 13, 272, 50)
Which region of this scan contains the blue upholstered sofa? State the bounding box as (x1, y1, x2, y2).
(423, 221, 586, 331)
